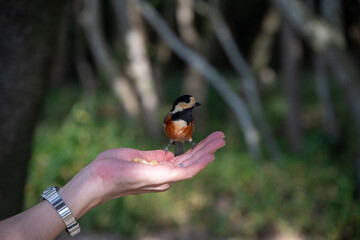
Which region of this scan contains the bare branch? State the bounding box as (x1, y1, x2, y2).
(133, 0, 261, 159)
(272, 0, 344, 53)
(198, 1, 281, 160)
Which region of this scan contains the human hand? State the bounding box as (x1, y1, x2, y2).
(89, 131, 225, 202)
(59, 131, 225, 219)
(0, 132, 224, 240)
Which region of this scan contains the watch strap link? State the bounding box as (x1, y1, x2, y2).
(41, 186, 81, 237)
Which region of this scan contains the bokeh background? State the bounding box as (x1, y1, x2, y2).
(1, 0, 360, 239)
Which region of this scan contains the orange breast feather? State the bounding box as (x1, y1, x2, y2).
(164, 113, 194, 142)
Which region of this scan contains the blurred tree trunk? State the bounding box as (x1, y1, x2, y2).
(307, 0, 340, 137)
(320, 0, 343, 30)
(74, 22, 97, 97)
(273, 0, 360, 197)
(318, 0, 342, 137)
(0, 0, 68, 219)
(313, 57, 338, 135)
(112, 0, 161, 139)
(250, 6, 280, 85)
(281, 22, 303, 152)
(78, 0, 140, 118)
(50, 5, 72, 86)
(153, 41, 170, 102)
(176, 0, 209, 131)
(153, 1, 175, 103)
(134, 0, 261, 159)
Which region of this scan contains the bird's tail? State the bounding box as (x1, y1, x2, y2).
(174, 142, 184, 156)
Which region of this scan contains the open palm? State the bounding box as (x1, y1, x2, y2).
(89, 131, 225, 202)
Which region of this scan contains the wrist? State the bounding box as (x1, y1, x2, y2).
(58, 166, 104, 219)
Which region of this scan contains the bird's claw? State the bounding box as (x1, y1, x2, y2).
(164, 143, 171, 154)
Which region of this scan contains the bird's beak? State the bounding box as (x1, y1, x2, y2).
(195, 102, 201, 107)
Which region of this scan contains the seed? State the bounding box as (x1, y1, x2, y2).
(132, 157, 158, 166)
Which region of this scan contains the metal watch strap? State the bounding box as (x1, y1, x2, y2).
(41, 186, 81, 237)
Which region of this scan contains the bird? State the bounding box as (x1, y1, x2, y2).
(163, 95, 201, 156)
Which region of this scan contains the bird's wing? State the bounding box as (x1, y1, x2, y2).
(163, 112, 171, 123)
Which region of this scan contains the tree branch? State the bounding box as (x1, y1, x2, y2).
(198, 0, 281, 160)
(272, 0, 344, 53)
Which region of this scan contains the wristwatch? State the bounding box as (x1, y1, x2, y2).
(40, 186, 81, 237)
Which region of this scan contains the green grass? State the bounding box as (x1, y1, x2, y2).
(25, 84, 360, 239)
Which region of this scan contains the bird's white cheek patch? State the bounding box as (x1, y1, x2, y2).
(171, 105, 183, 114)
(172, 101, 194, 113)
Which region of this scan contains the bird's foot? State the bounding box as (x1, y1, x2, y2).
(164, 143, 171, 154)
(189, 139, 197, 149)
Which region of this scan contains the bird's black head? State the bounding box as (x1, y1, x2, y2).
(170, 95, 201, 113)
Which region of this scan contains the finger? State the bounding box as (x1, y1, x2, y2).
(170, 131, 225, 164)
(115, 185, 171, 196)
(175, 138, 225, 167)
(141, 183, 172, 192)
(129, 183, 173, 195)
(200, 131, 225, 142)
(132, 188, 170, 195)
(189, 131, 225, 154)
(169, 154, 215, 182)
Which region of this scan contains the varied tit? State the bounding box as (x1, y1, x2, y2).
(163, 95, 201, 156)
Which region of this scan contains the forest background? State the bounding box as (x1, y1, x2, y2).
(1, 0, 360, 239)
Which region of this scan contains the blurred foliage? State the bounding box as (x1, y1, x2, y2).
(25, 80, 360, 239)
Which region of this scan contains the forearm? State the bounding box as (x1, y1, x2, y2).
(0, 166, 103, 240)
(0, 200, 66, 240)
